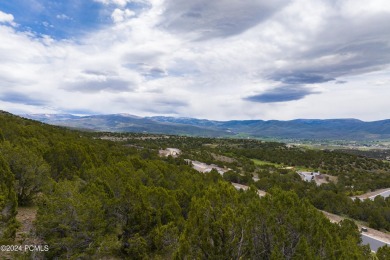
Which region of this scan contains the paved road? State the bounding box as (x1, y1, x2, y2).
(361, 234, 390, 252)
(370, 189, 390, 199)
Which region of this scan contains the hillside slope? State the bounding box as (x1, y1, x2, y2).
(0, 110, 375, 258)
(23, 113, 390, 140)
(24, 114, 230, 137)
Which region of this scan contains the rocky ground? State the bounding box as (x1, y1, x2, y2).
(0, 207, 45, 260)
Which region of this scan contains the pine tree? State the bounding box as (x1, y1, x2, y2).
(177, 182, 246, 259)
(0, 129, 4, 142)
(0, 154, 18, 242)
(377, 245, 390, 260)
(2, 144, 50, 205)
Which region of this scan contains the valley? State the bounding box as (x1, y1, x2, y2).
(23, 113, 390, 141)
(1, 110, 390, 258)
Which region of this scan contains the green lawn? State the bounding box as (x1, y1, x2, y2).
(251, 159, 316, 172)
(251, 159, 283, 167)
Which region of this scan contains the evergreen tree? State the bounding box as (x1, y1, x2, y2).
(0, 154, 18, 242)
(176, 182, 246, 259)
(0, 129, 4, 142)
(1, 144, 50, 205)
(36, 179, 113, 258)
(377, 245, 390, 260)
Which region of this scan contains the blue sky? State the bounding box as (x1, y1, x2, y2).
(0, 0, 107, 39)
(0, 0, 390, 120)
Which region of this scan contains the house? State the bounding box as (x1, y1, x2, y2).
(159, 148, 181, 157)
(297, 171, 321, 182)
(185, 159, 230, 175)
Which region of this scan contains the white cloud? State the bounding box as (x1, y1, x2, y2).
(0, 11, 16, 26)
(111, 8, 135, 23)
(160, 0, 291, 39)
(95, 0, 138, 7)
(56, 14, 71, 20)
(1, 0, 390, 120)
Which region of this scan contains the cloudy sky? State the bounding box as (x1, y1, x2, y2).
(0, 0, 390, 120)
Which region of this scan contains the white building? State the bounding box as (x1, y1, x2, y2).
(297, 171, 321, 182)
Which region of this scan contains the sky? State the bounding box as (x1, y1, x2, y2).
(0, 0, 390, 120)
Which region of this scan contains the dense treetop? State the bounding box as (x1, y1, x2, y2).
(0, 111, 388, 258)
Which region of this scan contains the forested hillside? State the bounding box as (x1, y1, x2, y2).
(123, 134, 390, 231)
(24, 113, 390, 140)
(0, 111, 387, 258)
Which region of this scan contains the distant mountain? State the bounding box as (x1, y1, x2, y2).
(24, 114, 80, 123)
(22, 114, 390, 140)
(149, 117, 390, 140)
(22, 114, 230, 137)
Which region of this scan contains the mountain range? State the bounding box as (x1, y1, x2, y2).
(22, 113, 390, 140)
